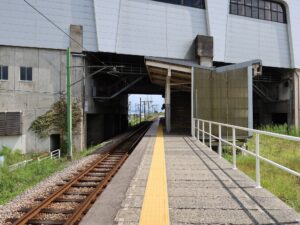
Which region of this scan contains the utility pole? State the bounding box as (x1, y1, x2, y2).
(143, 101, 146, 121)
(141, 100, 152, 121)
(147, 101, 150, 118)
(66, 48, 72, 159)
(139, 98, 142, 123)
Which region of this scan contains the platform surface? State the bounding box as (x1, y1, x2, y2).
(83, 121, 300, 225)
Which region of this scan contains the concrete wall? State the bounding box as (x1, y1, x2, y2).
(0, 135, 26, 154)
(0, 46, 84, 153)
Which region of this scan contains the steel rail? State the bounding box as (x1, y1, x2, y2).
(65, 153, 129, 224)
(12, 122, 151, 225)
(12, 153, 110, 225)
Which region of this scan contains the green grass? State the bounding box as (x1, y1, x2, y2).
(0, 147, 29, 166)
(223, 124, 300, 212)
(0, 142, 107, 205)
(0, 158, 67, 204)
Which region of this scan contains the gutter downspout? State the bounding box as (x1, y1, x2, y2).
(295, 70, 300, 128)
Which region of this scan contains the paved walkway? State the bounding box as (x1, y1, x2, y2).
(115, 121, 300, 224)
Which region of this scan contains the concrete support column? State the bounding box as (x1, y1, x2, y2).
(294, 69, 300, 127)
(165, 69, 171, 133)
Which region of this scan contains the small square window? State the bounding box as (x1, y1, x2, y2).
(252, 0, 258, 7)
(238, 0, 245, 4)
(252, 7, 259, 18)
(245, 0, 251, 6)
(20, 67, 32, 81)
(271, 2, 278, 11)
(264, 1, 270, 9)
(259, 1, 264, 8)
(245, 6, 252, 17)
(271, 11, 278, 22)
(278, 12, 284, 22)
(230, 3, 238, 14)
(166, 0, 181, 4)
(259, 8, 265, 19)
(184, 0, 198, 7)
(0, 66, 8, 80)
(238, 4, 245, 15)
(265, 10, 271, 20)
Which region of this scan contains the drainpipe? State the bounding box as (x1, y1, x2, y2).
(165, 69, 171, 133)
(294, 70, 300, 128)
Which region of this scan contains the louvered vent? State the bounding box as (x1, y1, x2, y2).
(0, 112, 22, 136)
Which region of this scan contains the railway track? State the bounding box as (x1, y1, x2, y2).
(8, 123, 151, 225)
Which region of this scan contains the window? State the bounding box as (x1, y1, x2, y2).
(229, 0, 286, 23)
(152, 0, 205, 9)
(20, 67, 32, 81)
(0, 66, 8, 80)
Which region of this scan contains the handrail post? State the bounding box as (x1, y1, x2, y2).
(232, 127, 237, 170)
(209, 122, 212, 150)
(218, 124, 222, 158)
(197, 120, 200, 141)
(202, 121, 205, 144)
(256, 134, 261, 188)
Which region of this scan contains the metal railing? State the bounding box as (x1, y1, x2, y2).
(8, 149, 61, 172)
(193, 118, 300, 188)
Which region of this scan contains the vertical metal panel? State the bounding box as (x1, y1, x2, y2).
(225, 15, 291, 68)
(0, 0, 97, 51)
(193, 67, 249, 137)
(95, 0, 207, 58)
(205, 0, 229, 62)
(286, 0, 300, 68)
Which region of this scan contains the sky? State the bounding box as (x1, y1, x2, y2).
(128, 94, 164, 114)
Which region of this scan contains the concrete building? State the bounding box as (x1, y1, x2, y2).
(0, 0, 299, 153)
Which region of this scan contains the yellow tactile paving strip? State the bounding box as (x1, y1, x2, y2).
(139, 124, 170, 225)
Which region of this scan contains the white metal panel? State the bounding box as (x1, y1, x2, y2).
(0, 0, 97, 51)
(205, 0, 229, 62)
(95, 0, 207, 59)
(116, 0, 168, 57)
(225, 15, 291, 68)
(285, 0, 300, 68)
(166, 5, 207, 58)
(93, 0, 121, 52)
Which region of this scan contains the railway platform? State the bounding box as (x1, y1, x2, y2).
(80, 120, 300, 225)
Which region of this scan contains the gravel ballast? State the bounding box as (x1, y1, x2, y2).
(0, 154, 100, 225)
